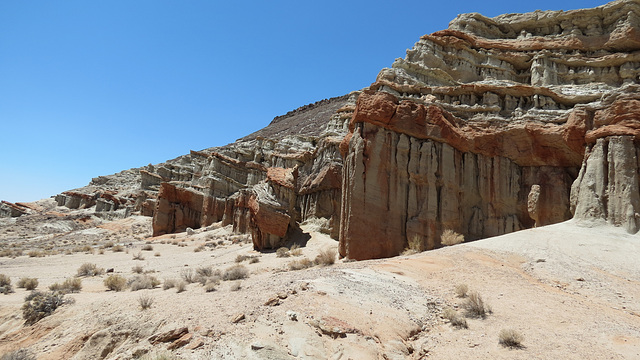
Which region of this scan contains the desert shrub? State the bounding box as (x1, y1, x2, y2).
(288, 258, 314, 271)
(276, 247, 290, 258)
(154, 252, 161, 257)
(0, 348, 36, 360)
(112, 245, 124, 252)
(22, 291, 68, 324)
(138, 294, 153, 310)
(229, 281, 241, 291)
(222, 265, 249, 281)
(249, 257, 260, 264)
(132, 252, 145, 260)
(195, 266, 214, 278)
(180, 268, 195, 283)
(77, 263, 104, 277)
(141, 244, 154, 251)
(129, 275, 160, 291)
(103, 275, 127, 291)
(49, 278, 82, 294)
(162, 278, 176, 290)
(441, 229, 464, 246)
(314, 248, 336, 266)
(27, 250, 45, 258)
(175, 280, 187, 293)
(0, 274, 13, 294)
(204, 279, 218, 292)
(499, 328, 524, 348)
(455, 284, 469, 298)
(463, 291, 491, 318)
(235, 254, 249, 263)
(103, 241, 114, 248)
(194, 244, 205, 252)
(442, 308, 468, 329)
(17, 277, 38, 291)
(403, 235, 424, 255)
(289, 244, 303, 257)
(132, 265, 144, 274)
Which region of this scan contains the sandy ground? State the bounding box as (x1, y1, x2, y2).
(0, 206, 639, 359)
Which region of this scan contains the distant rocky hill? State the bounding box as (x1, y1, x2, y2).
(3, 0, 640, 260)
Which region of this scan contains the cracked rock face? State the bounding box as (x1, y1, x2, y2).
(339, 0, 640, 259)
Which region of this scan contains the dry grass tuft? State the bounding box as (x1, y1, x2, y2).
(128, 275, 160, 291)
(442, 308, 468, 329)
(103, 275, 127, 291)
(76, 263, 104, 277)
(141, 244, 154, 251)
(455, 284, 469, 298)
(463, 291, 491, 318)
(288, 258, 314, 271)
(27, 250, 45, 258)
(222, 265, 249, 281)
(132, 265, 144, 274)
(441, 229, 464, 246)
(132, 252, 145, 260)
(276, 247, 290, 258)
(0, 274, 14, 294)
(17, 277, 38, 291)
(289, 244, 303, 256)
(49, 278, 82, 294)
(112, 245, 125, 252)
(175, 280, 187, 293)
(403, 235, 424, 255)
(314, 248, 336, 266)
(180, 268, 196, 283)
(229, 281, 242, 291)
(162, 278, 176, 290)
(499, 328, 524, 348)
(138, 294, 153, 310)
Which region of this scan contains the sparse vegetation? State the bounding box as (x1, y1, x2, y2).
(235, 254, 249, 263)
(128, 275, 160, 291)
(455, 284, 469, 298)
(132, 265, 144, 274)
(154, 252, 161, 257)
(442, 308, 468, 329)
(441, 229, 464, 246)
(27, 250, 45, 258)
(403, 235, 424, 255)
(138, 294, 153, 310)
(180, 268, 196, 283)
(194, 244, 205, 252)
(204, 278, 220, 292)
(141, 244, 154, 251)
(112, 245, 124, 252)
(132, 251, 145, 260)
(249, 257, 260, 264)
(276, 247, 290, 258)
(49, 278, 82, 294)
(162, 278, 176, 290)
(288, 258, 314, 271)
(0, 348, 37, 360)
(222, 265, 249, 281)
(290, 244, 303, 256)
(17, 277, 38, 291)
(77, 263, 104, 277)
(314, 248, 336, 266)
(229, 281, 241, 291)
(0, 274, 14, 294)
(22, 291, 69, 325)
(103, 275, 127, 291)
(463, 291, 491, 318)
(499, 328, 524, 348)
(175, 280, 187, 293)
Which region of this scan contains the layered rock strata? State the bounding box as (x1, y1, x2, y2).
(339, 0, 640, 259)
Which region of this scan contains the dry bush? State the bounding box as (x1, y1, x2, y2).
(141, 244, 154, 251)
(222, 265, 249, 281)
(128, 275, 160, 291)
(314, 248, 336, 266)
(235, 254, 249, 263)
(112, 245, 124, 252)
(499, 328, 524, 348)
(103, 241, 114, 248)
(441, 229, 464, 246)
(154, 252, 161, 257)
(455, 284, 469, 298)
(403, 235, 424, 255)
(0, 348, 36, 360)
(290, 244, 303, 257)
(49, 278, 82, 294)
(204, 279, 219, 292)
(463, 291, 491, 318)
(132, 265, 144, 274)
(103, 275, 127, 291)
(276, 247, 290, 258)
(17, 278, 38, 291)
(22, 291, 68, 325)
(442, 308, 468, 329)
(249, 257, 260, 264)
(180, 268, 195, 283)
(27, 250, 45, 258)
(138, 294, 153, 310)
(229, 281, 241, 291)
(0, 274, 14, 294)
(175, 280, 187, 293)
(132, 252, 145, 260)
(77, 263, 104, 277)
(288, 258, 314, 271)
(162, 279, 176, 290)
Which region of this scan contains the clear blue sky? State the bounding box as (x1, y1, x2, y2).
(0, 0, 604, 203)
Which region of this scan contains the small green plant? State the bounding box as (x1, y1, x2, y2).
(138, 294, 153, 310)
(499, 328, 524, 348)
(0, 348, 37, 360)
(442, 308, 468, 329)
(77, 263, 104, 277)
(455, 284, 469, 298)
(463, 291, 491, 318)
(103, 275, 127, 291)
(0, 274, 14, 294)
(22, 291, 69, 325)
(222, 265, 249, 281)
(441, 229, 464, 246)
(17, 277, 38, 291)
(314, 248, 336, 266)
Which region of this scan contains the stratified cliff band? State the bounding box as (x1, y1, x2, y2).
(5, 0, 639, 260)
